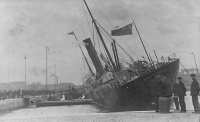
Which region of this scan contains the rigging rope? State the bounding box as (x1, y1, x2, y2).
(90, 0, 138, 60)
(91, 0, 114, 28)
(74, 29, 82, 41)
(92, 23, 95, 48)
(99, 29, 122, 61)
(76, 45, 84, 77)
(96, 24, 158, 63)
(81, 0, 93, 38)
(77, 0, 86, 38)
(132, 36, 141, 57)
(86, 58, 94, 67)
(95, 21, 138, 61)
(97, 29, 113, 66)
(82, 55, 86, 76)
(179, 61, 190, 75)
(120, 36, 138, 59)
(97, 32, 107, 65)
(100, 25, 131, 58)
(95, 29, 102, 54)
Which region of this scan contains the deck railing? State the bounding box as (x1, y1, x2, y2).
(85, 54, 177, 89)
(133, 53, 177, 77)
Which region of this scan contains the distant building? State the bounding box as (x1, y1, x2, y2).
(0, 81, 26, 90)
(180, 68, 200, 74)
(9, 81, 27, 90)
(28, 82, 77, 91)
(0, 81, 79, 91)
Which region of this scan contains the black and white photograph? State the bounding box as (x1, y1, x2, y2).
(0, 0, 199, 122)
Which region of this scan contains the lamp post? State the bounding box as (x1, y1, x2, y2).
(46, 46, 49, 95)
(25, 55, 27, 90)
(55, 76, 58, 92)
(191, 52, 200, 76)
(7, 68, 9, 91)
(54, 64, 57, 92)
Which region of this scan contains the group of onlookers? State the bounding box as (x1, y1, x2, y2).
(155, 74, 200, 113)
(0, 89, 21, 100)
(171, 74, 200, 113)
(0, 88, 82, 101)
(0, 89, 56, 100)
(171, 77, 186, 112)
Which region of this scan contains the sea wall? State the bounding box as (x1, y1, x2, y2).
(0, 98, 27, 113)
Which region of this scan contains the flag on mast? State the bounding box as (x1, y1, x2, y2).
(111, 23, 133, 36)
(68, 31, 74, 35)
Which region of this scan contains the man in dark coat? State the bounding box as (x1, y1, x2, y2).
(177, 77, 186, 112)
(155, 76, 172, 112)
(153, 75, 163, 95)
(159, 76, 172, 97)
(171, 78, 179, 110)
(190, 74, 200, 113)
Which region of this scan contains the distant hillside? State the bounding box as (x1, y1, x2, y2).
(178, 73, 200, 91)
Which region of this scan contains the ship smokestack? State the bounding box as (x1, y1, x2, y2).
(83, 38, 104, 78)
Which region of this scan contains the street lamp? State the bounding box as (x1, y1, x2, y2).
(46, 46, 49, 95)
(25, 55, 27, 90)
(191, 52, 200, 76)
(54, 64, 57, 92)
(7, 68, 9, 91)
(55, 76, 58, 92)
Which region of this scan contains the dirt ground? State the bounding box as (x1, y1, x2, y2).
(0, 91, 200, 122)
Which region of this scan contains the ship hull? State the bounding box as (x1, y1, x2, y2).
(90, 59, 180, 111)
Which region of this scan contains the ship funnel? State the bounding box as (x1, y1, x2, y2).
(83, 38, 104, 78)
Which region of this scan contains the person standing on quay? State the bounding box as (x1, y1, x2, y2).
(155, 76, 172, 112)
(177, 77, 186, 112)
(171, 78, 179, 110)
(190, 74, 200, 113)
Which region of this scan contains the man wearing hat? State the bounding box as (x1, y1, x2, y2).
(190, 74, 200, 113)
(159, 76, 172, 99)
(177, 77, 186, 112)
(155, 76, 172, 112)
(171, 78, 179, 110)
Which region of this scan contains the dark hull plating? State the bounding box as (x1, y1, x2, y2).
(90, 59, 179, 111)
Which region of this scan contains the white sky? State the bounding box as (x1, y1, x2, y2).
(0, 0, 199, 85)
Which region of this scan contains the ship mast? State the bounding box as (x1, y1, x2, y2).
(133, 21, 151, 64)
(111, 40, 120, 71)
(83, 0, 117, 72)
(73, 33, 95, 76)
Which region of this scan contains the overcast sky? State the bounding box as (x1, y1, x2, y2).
(0, 0, 199, 85)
